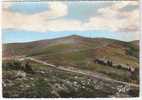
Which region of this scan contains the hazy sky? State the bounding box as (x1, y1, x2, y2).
(2, 1, 139, 43)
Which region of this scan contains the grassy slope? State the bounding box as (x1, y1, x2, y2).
(3, 36, 139, 83)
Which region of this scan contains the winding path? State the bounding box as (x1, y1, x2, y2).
(3, 56, 139, 88)
(22, 57, 139, 88)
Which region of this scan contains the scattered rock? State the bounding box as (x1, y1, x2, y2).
(16, 71, 26, 78)
(73, 81, 78, 86)
(2, 81, 6, 87)
(74, 76, 78, 79)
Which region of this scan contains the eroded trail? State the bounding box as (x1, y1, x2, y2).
(22, 57, 139, 88)
(3, 56, 139, 88)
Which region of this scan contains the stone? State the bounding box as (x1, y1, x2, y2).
(73, 81, 77, 85)
(40, 71, 46, 74)
(2, 81, 6, 87)
(82, 86, 85, 89)
(16, 71, 26, 78)
(25, 85, 30, 88)
(74, 76, 78, 79)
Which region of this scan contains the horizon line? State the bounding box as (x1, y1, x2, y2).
(3, 34, 139, 44)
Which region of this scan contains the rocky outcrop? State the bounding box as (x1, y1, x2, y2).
(95, 58, 136, 72)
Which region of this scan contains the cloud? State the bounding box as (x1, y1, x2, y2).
(46, 19, 82, 32)
(83, 1, 139, 33)
(2, 2, 68, 32)
(2, 1, 139, 39)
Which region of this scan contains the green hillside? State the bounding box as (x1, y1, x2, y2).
(3, 35, 139, 83)
(2, 35, 139, 97)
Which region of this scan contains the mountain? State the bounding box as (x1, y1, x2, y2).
(3, 35, 139, 69)
(3, 35, 139, 84)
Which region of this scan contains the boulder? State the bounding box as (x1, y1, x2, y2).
(16, 71, 26, 78)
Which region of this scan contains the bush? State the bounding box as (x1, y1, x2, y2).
(3, 60, 34, 74)
(31, 78, 56, 98)
(3, 60, 22, 70)
(128, 89, 139, 97)
(24, 62, 34, 74)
